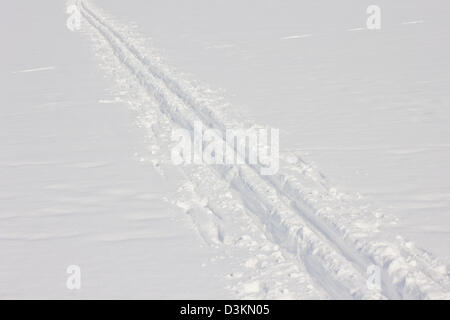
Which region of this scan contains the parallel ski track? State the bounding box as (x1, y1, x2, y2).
(79, 0, 450, 299)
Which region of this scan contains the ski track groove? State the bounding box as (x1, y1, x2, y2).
(79, 0, 450, 299)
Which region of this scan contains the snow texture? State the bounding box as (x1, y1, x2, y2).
(0, 0, 449, 299)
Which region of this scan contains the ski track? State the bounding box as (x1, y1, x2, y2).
(78, 0, 450, 299)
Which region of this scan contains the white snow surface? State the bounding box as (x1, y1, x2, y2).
(0, 0, 449, 299)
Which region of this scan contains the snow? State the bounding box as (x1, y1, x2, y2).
(1, 0, 449, 299)
(0, 0, 231, 299)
